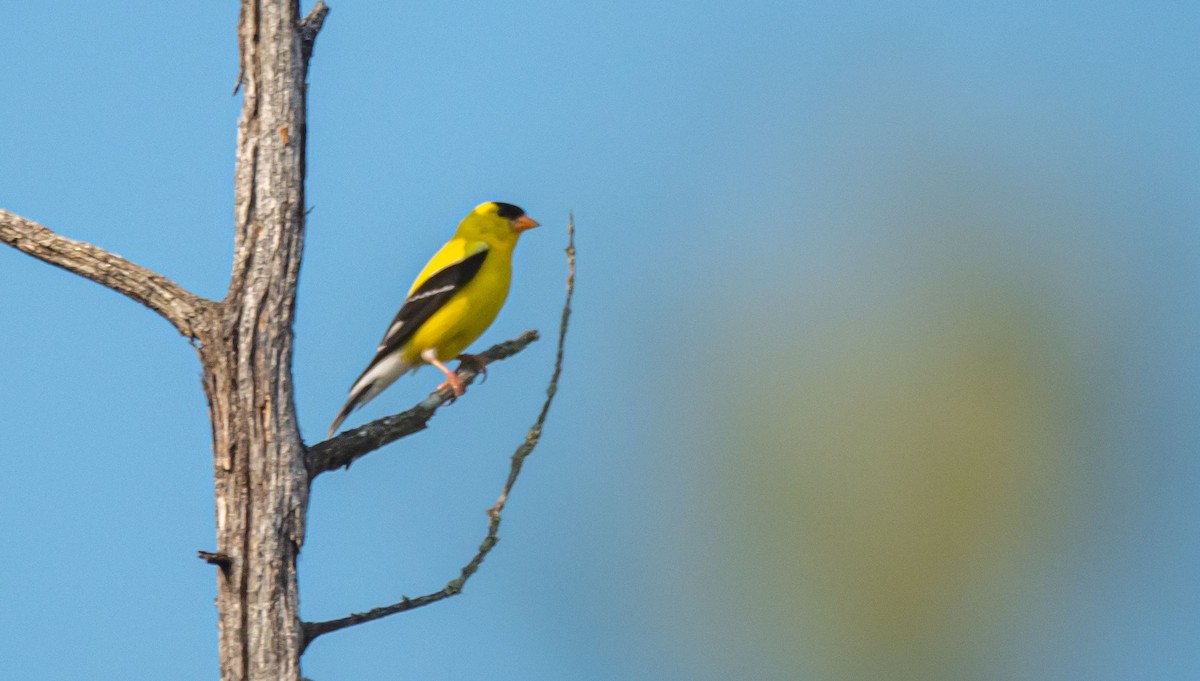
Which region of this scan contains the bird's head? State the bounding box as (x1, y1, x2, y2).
(459, 201, 539, 246)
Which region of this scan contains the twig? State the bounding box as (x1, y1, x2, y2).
(0, 209, 212, 337)
(300, 1, 330, 63)
(301, 213, 576, 650)
(198, 550, 234, 573)
(305, 330, 541, 479)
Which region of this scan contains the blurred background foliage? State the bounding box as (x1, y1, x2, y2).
(627, 67, 1193, 677)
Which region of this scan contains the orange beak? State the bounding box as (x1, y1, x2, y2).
(513, 215, 540, 232)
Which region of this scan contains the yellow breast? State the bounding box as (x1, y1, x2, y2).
(401, 246, 512, 363)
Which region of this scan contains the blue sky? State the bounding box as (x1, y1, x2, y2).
(2, 2, 1199, 679)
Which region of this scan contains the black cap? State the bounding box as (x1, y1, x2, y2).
(494, 202, 525, 219)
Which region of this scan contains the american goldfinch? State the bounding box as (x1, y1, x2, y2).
(327, 201, 539, 436)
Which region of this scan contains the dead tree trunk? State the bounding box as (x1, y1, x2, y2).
(196, 2, 327, 678)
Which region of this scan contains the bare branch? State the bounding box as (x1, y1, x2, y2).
(300, 1, 330, 62)
(198, 550, 234, 573)
(302, 214, 576, 650)
(0, 209, 211, 337)
(305, 330, 541, 479)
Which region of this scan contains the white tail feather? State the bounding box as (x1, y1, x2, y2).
(327, 355, 414, 436)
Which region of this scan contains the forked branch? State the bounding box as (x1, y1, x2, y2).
(305, 330, 542, 478)
(0, 209, 211, 337)
(302, 214, 577, 650)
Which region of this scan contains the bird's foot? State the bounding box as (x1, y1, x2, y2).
(456, 353, 489, 383)
(436, 371, 466, 403)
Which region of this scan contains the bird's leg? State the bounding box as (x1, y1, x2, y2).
(422, 349, 465, 401)
(456, 352, 488, 383)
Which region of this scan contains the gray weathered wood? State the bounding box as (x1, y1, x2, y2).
(0, 210, 211, 338)
(198, 1, 328, 679)
(306, 330, 541, 478)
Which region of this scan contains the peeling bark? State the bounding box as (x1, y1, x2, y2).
(200, 2, 326, 679)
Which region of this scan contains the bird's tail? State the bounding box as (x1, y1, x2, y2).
(327, 390, 368, 438)
(327, 355, 412, 437)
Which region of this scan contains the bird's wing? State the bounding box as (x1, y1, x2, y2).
(370, 246, 489, 367)
(327, 245, 490, 437)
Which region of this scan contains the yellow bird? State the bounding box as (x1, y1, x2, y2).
(328, 201, 539, 436)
